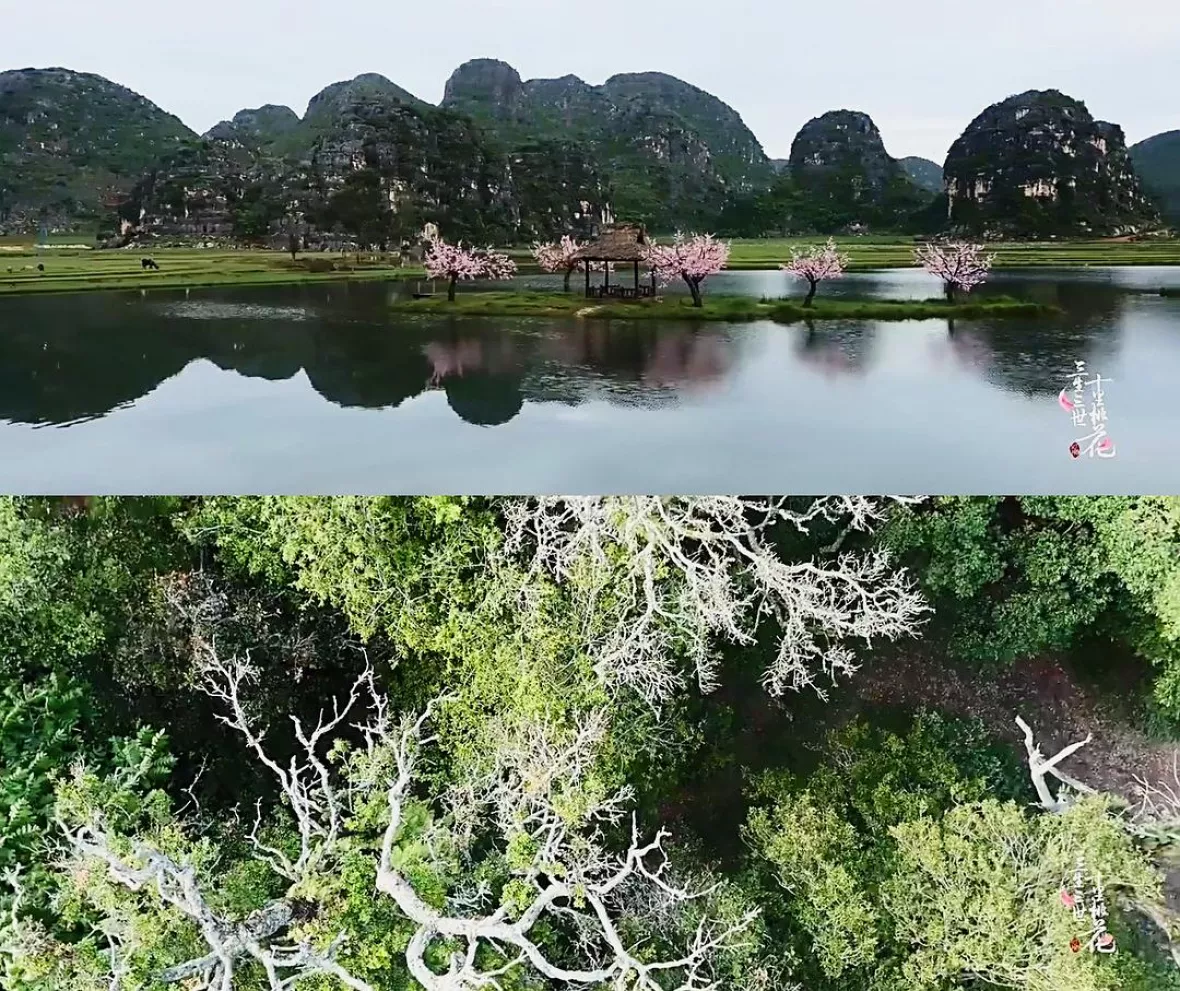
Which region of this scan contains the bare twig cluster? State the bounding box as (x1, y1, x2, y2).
(60, 651, 376, 991)
(501, 496, 929, 704)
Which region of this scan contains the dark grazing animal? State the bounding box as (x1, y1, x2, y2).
(141, 258, 160, 271)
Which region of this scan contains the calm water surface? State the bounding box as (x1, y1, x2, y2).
(1, 267, 1178, 493)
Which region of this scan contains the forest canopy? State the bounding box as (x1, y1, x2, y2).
(2, 496, 1180, 991)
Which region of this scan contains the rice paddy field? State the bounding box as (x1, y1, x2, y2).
(0, 243, 423, 295)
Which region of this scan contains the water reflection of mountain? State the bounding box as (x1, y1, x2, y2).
(0, 294, 738, 428)
(0, 276, 1137, 427)
(424, 324, 736, 425)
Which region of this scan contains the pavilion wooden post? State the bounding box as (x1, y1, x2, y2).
(633, 260, 639, 291)
(585, 260, 591, 297)
(603, 260, 609, 292)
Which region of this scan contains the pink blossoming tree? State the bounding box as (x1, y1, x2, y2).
(532, 235, 585, 292)
(915, 241, 997, 302)
(425, 237, 517, 302)
(781, 238, 850, 308)
(643, 232, 730, 308)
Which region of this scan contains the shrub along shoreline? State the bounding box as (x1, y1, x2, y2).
(389, 290, 1062, 322)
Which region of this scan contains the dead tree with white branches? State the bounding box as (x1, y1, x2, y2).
(1015, 715, 1098, 814)
(364, 695, 758, 991)
(59, 647, 377, 991)
(60, 646, 755, 991)
(501, 496, 929, 705)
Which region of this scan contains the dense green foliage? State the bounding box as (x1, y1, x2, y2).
(1, 496, 1179, 990)
(714, 169, 937, 237)
(745, 715, 1161, 991)
(881, 497, 1180, 718)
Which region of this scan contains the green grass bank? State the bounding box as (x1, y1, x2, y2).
(2, 237, 1176, 297)
(389, 291, 1062, 322)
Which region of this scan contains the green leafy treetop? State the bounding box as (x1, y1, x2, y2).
(745, 713, 1169, 991)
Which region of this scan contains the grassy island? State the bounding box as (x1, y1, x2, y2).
(390, 290, 1062, 322)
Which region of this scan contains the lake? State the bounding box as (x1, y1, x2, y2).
(1, 267, 1178, 493)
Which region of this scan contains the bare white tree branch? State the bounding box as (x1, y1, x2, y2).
(60, 643, 376, 991)
(61, 822, 372, 990)
(1014, 716, 1096, 814)
(196, 641, 368, 883)
(501, 496, 929, 705)
(371, 698, 757, 991)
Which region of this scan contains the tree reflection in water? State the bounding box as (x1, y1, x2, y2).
(792, 323, 873, 379)
(641, 331, 730, 393)
(927, 321, 993, 374)
(539, 324, 733, 393)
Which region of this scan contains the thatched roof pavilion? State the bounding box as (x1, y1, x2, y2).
(571, 224, 657, 300)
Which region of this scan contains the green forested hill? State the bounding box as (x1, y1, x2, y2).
(900, 155, 944, 194)
(0, 67, 196, 226)
(1130, 129, 1180, 223)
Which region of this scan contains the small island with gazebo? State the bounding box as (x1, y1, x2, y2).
(573, 224, 658, 300)
(389, 224, 1062, 322)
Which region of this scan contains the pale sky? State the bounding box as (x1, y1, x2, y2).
(3, 0, 1178, 164)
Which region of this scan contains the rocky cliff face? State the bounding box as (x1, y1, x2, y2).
(0, 67, 195, 231)
(119, 141, 258, 240)
(441, 59, 772, 229)
(944, 90, 1159, 236)
(122, 72, 611, 247)
(304, 96, 515, 243)
(442, 59, 526, 120)
(789, 110, 899, 189)
(1130, 130, 1180, 224)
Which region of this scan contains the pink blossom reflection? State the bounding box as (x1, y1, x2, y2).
(423, 337, 518, 386)
(641, 333, 729, 392)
